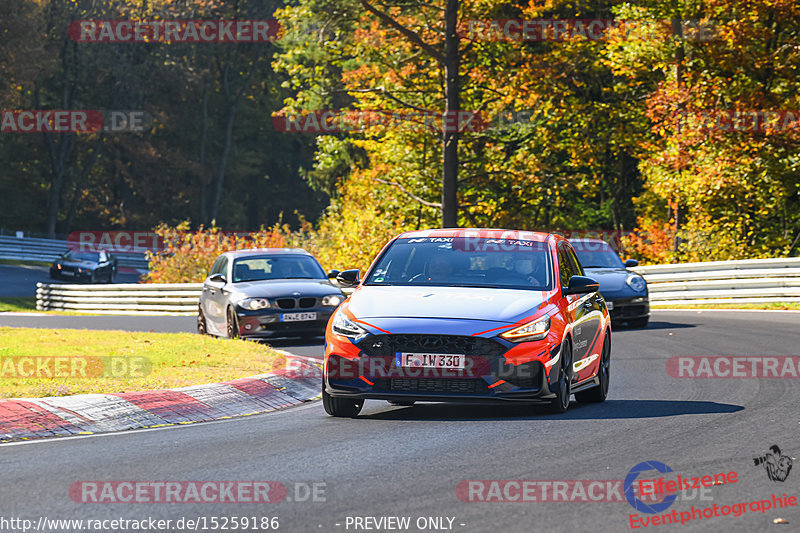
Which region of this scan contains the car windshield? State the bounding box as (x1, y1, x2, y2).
(63, 251, 100, 262)
(571, 242, 624, 268)
(364, 237, 553, 290)
(231, 255, 326, 283)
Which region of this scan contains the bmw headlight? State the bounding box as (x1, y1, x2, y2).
(238, 298, 271, 310)
(321, 294, 345, 307)
(500, 316, 551, 342)
(331, 309, 368, 339)
(626, 274, 647, 292)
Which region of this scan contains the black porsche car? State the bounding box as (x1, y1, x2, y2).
(49, 249, 118, 283)
(569, 238, 650, 328)
(198, 249, 345, 339)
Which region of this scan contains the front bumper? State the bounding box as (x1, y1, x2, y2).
(324, 339, 562, 403)
(608, 296, 649, 321)
(50, 267, 94, 281)
(236, 307, 336, 338)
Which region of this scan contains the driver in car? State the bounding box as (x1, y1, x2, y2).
(512, 256, 546, 286)
(426, 254, 454, 282)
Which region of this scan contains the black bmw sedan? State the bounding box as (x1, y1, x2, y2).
(49, 249, 118, 283)
(569, 238, 650, 328)
(198, 249, 345, 339)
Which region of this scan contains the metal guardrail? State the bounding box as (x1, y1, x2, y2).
(36, 283, 201, 315)
(0, 235, 149, 270)
(31, 258, 800, 315)
(635, 258, 800, 305)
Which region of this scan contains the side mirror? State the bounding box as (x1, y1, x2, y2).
(563, 275, 599, 295)
(327, 269, 341, 280)
(336, 269, 361, 287)
(208, 273, 226, 284)
(624, 259, 639, 268)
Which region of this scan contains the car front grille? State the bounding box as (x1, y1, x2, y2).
(375, 378, 481, 394)
(276, 298, 296, 309)
(275, 297, 318, 309)
(357, 334, 506, 358)
(299, 297, 317, 308)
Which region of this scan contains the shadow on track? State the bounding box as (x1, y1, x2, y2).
(618, 321, 696, 331)
(356, 399, 742, 422)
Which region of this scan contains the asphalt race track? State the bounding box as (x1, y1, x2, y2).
(2, 309, 799, 532)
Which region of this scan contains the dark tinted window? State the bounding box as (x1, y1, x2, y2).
(63, 251, 100, 262)
(364, 237, 553, 290)
(210, 256, 228, 277)
(571, 241, 624, 268)
(557, 243, 579, 287)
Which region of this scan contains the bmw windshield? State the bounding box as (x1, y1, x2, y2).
(364, 237, 554, 290)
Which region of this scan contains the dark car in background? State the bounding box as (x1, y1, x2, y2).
(569, 238, 649, 328)
(198, 248, 345, 340)
(49, 250, 118, 283)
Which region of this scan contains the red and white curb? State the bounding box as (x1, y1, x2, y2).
(0, 353, 321, 443)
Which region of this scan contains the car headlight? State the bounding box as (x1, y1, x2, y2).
(321, 294, 345, 307)
(331, 309, 368, 339)
(238, 298, 271, 310)
(500, 316, 551, 342)
(626, 274, 647, 292)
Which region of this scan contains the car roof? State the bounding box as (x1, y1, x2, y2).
(222, 248, 312, 259)
(396, 228, 552, 242)
(568, 238, 611, 245)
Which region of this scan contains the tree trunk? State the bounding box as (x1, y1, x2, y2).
(441, 0, 459, 228)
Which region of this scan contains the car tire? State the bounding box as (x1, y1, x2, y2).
(387, 400, 415, 406)
(575, 334, 610, 404)
(322, 384, 363, 417)
(548, 338, 572, 414)
(226, 307, 239, 339)
(89, 271, 97, 284)
(628, 317, 649, 328)
(197, 307, 208, 335)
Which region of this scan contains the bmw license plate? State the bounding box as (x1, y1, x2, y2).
(281, 312, 317, 322)
(61, 271, 74, 277)
(397, 353, 465, 369)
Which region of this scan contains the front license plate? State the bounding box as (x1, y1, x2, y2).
(281, 312, 317, 322)
(606, 301, 614, 310)
(397, 353, 465, 369)
(61, 271, 74, 277)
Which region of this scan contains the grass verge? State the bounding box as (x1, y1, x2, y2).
(0, 327, 288, 399)
(0, 297, 37, 312)
(652, 302, 800, 311)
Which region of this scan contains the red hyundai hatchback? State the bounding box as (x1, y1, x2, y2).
(322, 229, 612, 417)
